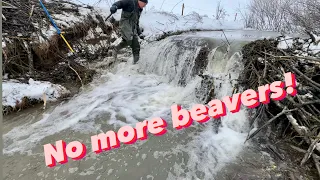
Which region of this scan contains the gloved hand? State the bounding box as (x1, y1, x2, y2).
(139, 34, 145, 40)
(110, 5, 117, 14)
(137, 27, 144, 35)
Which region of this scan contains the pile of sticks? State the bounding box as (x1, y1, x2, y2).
(2, 0, 111, 84)
(239, 36, 320, 177)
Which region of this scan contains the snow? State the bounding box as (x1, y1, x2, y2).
(277, 35, 320, 56)
(306, 41, 320, 55)
(54, 13, 80, 27)
(36, 1, 96, 43)
(138, 9, 244, 40)
(315, 34, 320, 42)
(2, 78, 70, 107)
(41, 25, 56, 41)
(277, 36, 294, 49)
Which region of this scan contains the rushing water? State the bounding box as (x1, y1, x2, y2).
(3, 30, 282, 180)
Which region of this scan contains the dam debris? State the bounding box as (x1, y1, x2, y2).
(240, 35, 320, 177)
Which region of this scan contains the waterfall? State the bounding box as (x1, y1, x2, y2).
(3, 32, 251, 180)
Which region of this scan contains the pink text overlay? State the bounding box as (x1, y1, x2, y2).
(43, 72, 297, 167)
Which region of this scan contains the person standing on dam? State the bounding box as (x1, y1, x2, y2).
(109, 0, 148, 64)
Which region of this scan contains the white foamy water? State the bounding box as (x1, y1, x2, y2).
(3, 63, 196, 155)
(4, 33, 255, 179)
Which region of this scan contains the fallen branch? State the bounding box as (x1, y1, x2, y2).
(246, 107, 298, 141)
(222, 30, 230, 46)
(293, 100, 320, 108)
(273, 100, 311, 144)
(68, 61, 84, 87)
(290, 145, 307, 153)
(301, 132, 320, 166)
(262, 52, 320, 63)
(2, 13, 7, 21)
(22, 40, 34, 77)
(312, 154, 320, 179)
(291, 67, 320, 91)
(156, 21, 164, 25)
(42, 92, 47, 110)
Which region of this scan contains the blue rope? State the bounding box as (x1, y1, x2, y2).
(39, 0, 61, 35)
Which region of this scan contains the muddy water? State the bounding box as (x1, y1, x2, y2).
(3, 30, 287, 180)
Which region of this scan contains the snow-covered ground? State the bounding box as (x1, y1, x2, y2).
(93, 4, 247, 40)
(2, 78, 70, 107)
(277, 35, 320, 56)
(37, 1, 98, 43)
(139, 9, 245, 40)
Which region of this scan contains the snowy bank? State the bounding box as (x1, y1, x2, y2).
(139, 9, 244, 40)
(2, 79, 70, 109)
(97, 6, 245, 41)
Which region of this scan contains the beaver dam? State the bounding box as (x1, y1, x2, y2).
(2, 0, 320, 179)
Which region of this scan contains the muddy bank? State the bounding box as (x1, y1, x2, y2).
(2, 0, 122, 115)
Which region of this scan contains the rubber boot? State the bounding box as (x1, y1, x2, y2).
(133, 55, 139, 64)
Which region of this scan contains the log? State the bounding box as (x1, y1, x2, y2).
(68, 61, 84, 88)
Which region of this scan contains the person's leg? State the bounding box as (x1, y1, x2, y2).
(112, 17, 133, 61)
(131, 34, 140, 64)
(112, 38, 130, 61)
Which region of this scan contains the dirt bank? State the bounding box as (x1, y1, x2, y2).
(2, 0, 121, 115)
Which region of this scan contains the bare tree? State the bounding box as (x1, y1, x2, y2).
(236, 5, 255, 28)
(214, 0, 228, 20)
(243, 0, 320, 35)
(244, 0, 294, 33)
(286, 0, 320, 36)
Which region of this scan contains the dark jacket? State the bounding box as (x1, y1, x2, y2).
(112, 0, 143, 41)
